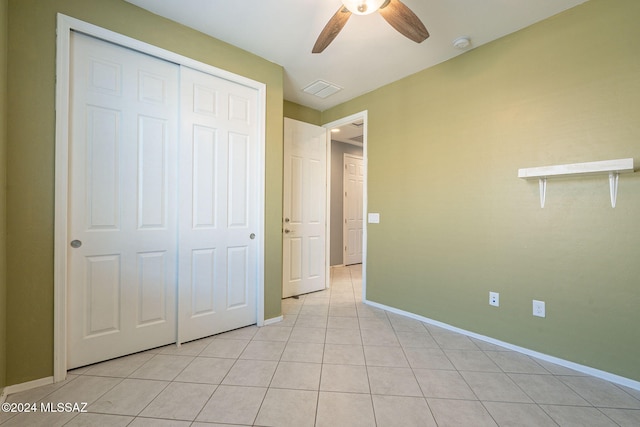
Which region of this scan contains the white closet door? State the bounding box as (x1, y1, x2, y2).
(67, 32, 179, 369)
(178, 66, 258, 343)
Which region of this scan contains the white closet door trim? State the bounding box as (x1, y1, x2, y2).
(54, 14, 266, 382)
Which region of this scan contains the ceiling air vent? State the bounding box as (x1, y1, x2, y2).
(302, 80, 342, 99)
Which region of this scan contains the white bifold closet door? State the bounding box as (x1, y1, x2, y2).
(67, 32, 257, 369)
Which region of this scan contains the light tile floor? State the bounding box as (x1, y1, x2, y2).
(2, 264, 640, 426)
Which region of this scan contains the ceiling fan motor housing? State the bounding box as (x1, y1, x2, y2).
(342, 0, 386, 15)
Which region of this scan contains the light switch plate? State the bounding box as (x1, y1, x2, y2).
(368, 213, 380, 224)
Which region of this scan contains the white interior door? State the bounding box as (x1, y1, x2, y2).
(178, 66, 258, 343)
(67, 32, 179, 369)
(343, 154, 364, 265)
(282, 118, 327, 298)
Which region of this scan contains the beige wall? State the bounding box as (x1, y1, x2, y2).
(323, 0, 640, 381)
(0, 0, 7, 390)
(6, 0, 283, 385)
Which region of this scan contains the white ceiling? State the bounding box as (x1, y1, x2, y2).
(125, 0, 588, 111)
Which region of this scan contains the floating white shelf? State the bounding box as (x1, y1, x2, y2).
(518, 158, 634, 208)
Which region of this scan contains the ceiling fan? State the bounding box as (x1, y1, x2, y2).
(312, 0, 429, 53)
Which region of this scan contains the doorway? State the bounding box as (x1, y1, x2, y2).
(324, 112, 368, 297)
(281, 112, 368, 300)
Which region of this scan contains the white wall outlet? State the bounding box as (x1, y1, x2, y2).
(367, 213, 380, 224)
(533, 300, 546, 318)
(489, 292, 499, 307)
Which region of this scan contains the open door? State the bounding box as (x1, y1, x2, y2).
(282, 118, 328, 298)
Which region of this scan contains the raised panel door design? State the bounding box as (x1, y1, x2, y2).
(138, 116, 168, 229)
(137, 251, 167, 325)
(308, 159, 323, 224)
(307, 236, 322, 279)
(67, 32, 261, 369)
(138, 71, 167, 104)
(227, 246, 249, 309)
(192, 125, 218, 228)
(68, 32, 179, 369)
(228, 94, 249, 123)
(282, 118, 327, 298)
(194, 84, 217, 116)
(288, 237, 303, 283)
(85, 255, 121, 337)
(191, 248, 216, 316)
(178, 66, 258, 343)
(88, 58, 121, 95)
(86, 106, 120, 230)
(344, 154, 364, 265)
(289, 156, 304, 223)
(228, 132, 249, 228)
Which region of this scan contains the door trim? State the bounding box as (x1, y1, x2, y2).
(323, 111, 368, 298)
(54, 14, 266, 382)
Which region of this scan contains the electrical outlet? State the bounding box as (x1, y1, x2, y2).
(489, 292, 499, 307)
(533, 300, 546, 318)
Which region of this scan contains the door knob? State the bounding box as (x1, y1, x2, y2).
(249, 233, 255, 239)
(70, 240, 82, 248)
(284, 229, 291, 234)
(284, 218, 290, 223)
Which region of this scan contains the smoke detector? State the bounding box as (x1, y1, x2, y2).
(453, 36, 471, 49)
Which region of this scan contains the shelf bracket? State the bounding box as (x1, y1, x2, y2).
(538, 178, 547, 208)
(609, 172, 619, 208)
(518, 158, 634, 209)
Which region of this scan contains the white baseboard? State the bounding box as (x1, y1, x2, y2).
(263, 315, 283, 326)
(0, 376, 54, 401)
(364, 299, 640, 392)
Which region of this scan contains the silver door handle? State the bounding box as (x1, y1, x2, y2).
(249, 233, 255, 239)
(70, 240, 82, 248)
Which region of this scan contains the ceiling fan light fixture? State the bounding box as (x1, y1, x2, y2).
(342, 0, 385, 15)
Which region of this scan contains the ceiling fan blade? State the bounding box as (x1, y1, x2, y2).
(379, 0, 429, 43)
(312, 6, 352, 53)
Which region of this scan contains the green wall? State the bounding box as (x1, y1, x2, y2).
(323, 0, 640, 381)
(0, 0, 7, 391)
(284, 100, 322, 125)
(6, 0, 283, 385)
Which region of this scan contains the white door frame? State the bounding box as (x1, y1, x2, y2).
(54, 14, 266, 382)
(323, 111, 368, 297)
